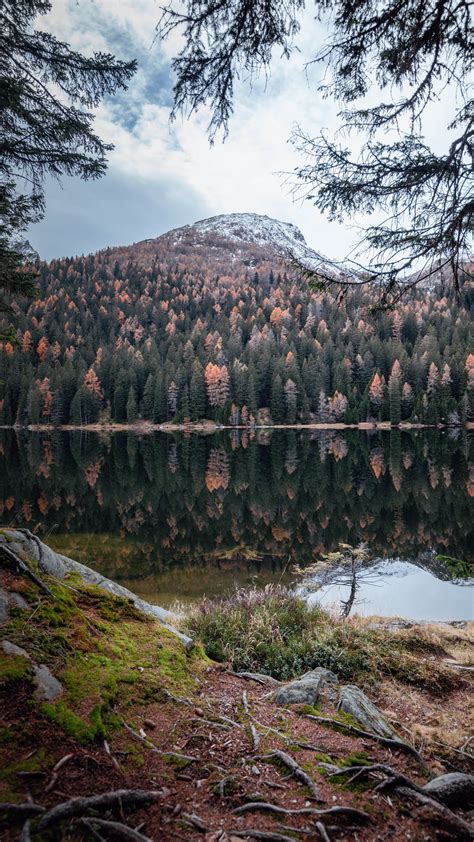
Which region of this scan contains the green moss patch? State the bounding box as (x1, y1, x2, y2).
(0, 572, 206, 746)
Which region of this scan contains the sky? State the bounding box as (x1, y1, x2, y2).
(27, 0, 452, 264)
(28, 0, 359, 261)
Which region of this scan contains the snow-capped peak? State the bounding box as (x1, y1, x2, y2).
(168, 213, 343, 276)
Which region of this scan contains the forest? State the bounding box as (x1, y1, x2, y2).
(0, 228, 473, 428)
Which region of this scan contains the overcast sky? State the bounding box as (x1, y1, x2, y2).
(28, 0, 450, 264)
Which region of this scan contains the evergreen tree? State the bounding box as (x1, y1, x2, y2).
(126, 386, 138, 423)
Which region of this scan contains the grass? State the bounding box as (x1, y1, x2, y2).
(183, 585, 464, 692)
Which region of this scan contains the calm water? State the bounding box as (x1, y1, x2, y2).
(1, 429, 472, 621)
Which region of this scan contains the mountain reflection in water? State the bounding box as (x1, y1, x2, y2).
(0, 428, 472, 619)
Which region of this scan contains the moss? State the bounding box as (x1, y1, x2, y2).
(0, 566, 208, 749)
(0, 653, 32, 686)
(0, 747, 48, 801)
(41, 701, 104, 743)
(338, 751, 371, 767)
(163, 752, 194, 770)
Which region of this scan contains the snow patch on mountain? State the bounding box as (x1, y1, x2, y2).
(168, 213, 344, 276)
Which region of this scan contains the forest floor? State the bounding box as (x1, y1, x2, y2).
(0, 564, 473, 841)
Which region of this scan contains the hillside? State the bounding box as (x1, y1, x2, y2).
(0, 213, 472, 427)
(1, 531, 473, 841)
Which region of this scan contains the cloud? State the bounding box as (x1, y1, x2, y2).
(30, 1, 454, 263)
(29, 169, 211, 260)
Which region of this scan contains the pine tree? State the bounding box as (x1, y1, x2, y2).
(141, 373, 155, 420)
(126, 386, 138, 423)
(270, 374, 284, 424)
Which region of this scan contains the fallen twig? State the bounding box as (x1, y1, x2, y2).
(38, 789, 158, 830)
(44, 753, 75, 794)
(233, 802, 369, 823)
(122, 721, 195, 763)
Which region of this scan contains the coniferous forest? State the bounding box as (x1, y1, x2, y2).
(0, 228, 472, 428)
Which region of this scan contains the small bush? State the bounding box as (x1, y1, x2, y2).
(184, 586, 463, 691)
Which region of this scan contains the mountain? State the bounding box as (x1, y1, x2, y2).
(0, 213, 472, 427)
(107, 212, 344, 278)
(165, 212, 342, 273)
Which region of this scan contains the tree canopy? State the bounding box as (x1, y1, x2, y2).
(0, 0, 136, 330)
(158, 0, 473, 303)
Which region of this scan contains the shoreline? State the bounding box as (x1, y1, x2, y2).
(2, 420, 473, 433)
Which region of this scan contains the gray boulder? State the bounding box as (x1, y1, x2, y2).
(423, 773, 474, 808)
(33, 664, 63, 701)
(2, 640, 30, 659)
(337, 684, 396, 738)
(10, 592, 28, 609)
(300, 667, 339, 685)
(274, 676, 322, 706)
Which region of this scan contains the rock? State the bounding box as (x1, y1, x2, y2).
(234, 671, 280, 686)
(0, 588, 9, 624)
(422, 773, 474, 808)
(10, 592, 28, 609)
(33, 664, 63, 701)
(1, 529, 193, 650)
(337, 685, 396, 738)
(2, 640, 31, 659)
(274, 676, 322, 706)
(300, 667, 339, 685)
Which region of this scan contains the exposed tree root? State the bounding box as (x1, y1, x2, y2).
(18, 820, 32, 842)
(315, 821, 331, 842)
(17, 529, 45, 568)
(233, 802, 370, 823)
(392, 785, 474, 840)
(229, 831, 296, 841)
(38, 789, 159, 830)
(80, 816, 153, 840)
(250, 715, 341, 757)
(259, 750, 324, 801)
(303, 713, 427, 768)
(0, 803, 45, 821)
(242, 690, 261, 751)
(0, 544, 52, 597)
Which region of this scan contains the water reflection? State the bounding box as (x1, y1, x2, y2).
(0, 428, 472, 615)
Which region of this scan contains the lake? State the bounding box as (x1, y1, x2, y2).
(1, 428, 472, 621)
